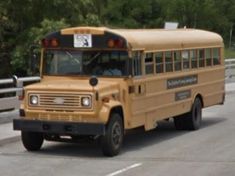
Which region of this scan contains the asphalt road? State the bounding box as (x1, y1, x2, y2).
(0, 94, 235, 176)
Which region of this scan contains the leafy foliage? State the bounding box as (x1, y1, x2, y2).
(0, 0, 235, 77)
(11, 19, 69, 75)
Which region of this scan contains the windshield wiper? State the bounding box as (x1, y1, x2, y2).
(83, 52, 101, 66)
(65, 51, 81, 64)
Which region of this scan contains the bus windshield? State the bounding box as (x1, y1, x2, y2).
(43, 50, 130, 77)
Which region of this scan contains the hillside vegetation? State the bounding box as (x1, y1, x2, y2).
(1, 0, 235, 77)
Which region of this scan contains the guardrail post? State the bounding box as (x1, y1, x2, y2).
(12, 75, 23, 96)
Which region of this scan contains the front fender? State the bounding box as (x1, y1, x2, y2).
(98, 100, 122, 124)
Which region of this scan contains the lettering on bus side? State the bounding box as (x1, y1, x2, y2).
(167, 75, 198, 89)
(175, 90, 191, 101)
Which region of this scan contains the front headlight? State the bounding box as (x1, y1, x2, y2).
(29, 95, 39, 105)
(81, 97, 91, 107)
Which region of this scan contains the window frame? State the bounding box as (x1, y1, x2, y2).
(132, 51, 142, 77)
(144, 53, 154, 75)
(130, 47, 222, 78)
(174, 50, 182, 72)
(155, 52, 164, 74)
(198, 49, 205, 68)
(165, 51, 173, 72)
(182, 50, 190, 70)
(190, 49, 198, 69)
(205, 48, 212, 67)
(212, 48, 221, 66)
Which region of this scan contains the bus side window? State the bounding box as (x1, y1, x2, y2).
(165, 51, 173, 72)
(145, 53, 154, 74)
(199, 49, 205, 67)
(191, 50, 197, 69)
(155, 52, 164, 73)
(205, 48, 212, 66)
(213, 48, 220, 65)
(174, 51, 181, 71)
(182, 50, 190, 69)
(133, 51, 142, 76)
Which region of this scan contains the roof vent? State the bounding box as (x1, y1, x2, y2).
(164, 22, 179, 29)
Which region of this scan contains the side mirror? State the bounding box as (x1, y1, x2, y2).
(29, 45, 40, 75)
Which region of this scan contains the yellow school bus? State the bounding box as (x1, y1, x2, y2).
(13, 27, 225, 156)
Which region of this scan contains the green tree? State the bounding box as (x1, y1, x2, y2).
(11, 19, 69, 75)
(101, 0, 164, 28)
(0, 1, 17, 78)
(214, 0, 235, 46)
(1, 0, 235, 77)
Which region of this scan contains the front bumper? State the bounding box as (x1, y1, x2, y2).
(13, 119, 106, 136)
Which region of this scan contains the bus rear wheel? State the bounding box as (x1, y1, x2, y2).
(21, 131, 44, 151)
(101, 113, 124, 157)
(174, 97, 202, 130)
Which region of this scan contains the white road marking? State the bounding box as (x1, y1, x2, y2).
(106, 163, 142, 176)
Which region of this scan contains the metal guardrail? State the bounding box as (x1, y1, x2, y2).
(0, 76, 40, 111)
(225, 59, 235, 81)
(225, 58, 235, 68)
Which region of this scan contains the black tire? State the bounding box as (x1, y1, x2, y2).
(187, 97, 202, 130)
(101, 113, 124, 157)
(21, 131, 44, 151)
(174, 97, 202, 130)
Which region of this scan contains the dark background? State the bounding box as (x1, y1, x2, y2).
(1, 0, 235, 78)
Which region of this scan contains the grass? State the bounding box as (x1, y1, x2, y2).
(225, 48, 235, 59)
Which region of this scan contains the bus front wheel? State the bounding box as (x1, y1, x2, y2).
(21, 131, 44, 151)
(174, 97, 202, 130)
(101, 113, 124, 157)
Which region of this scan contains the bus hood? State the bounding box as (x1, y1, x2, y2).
(24, 78, 121, 93)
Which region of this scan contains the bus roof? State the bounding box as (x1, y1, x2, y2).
(61, 27, 224, 51)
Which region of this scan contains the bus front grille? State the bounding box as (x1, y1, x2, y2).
(38, 93, 82, 110)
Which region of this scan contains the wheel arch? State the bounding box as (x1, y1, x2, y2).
(109, 106, 124, 125)
(194, 94, 204, 108)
